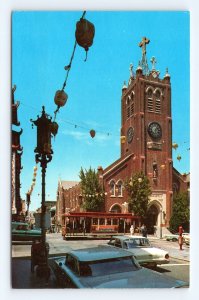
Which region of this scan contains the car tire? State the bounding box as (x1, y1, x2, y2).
(172, 238, 177, 242)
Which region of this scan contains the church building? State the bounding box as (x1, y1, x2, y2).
(56, 38, 189, 234)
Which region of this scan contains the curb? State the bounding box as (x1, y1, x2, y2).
(169, 256, 190, 263)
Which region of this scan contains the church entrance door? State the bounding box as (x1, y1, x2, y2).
(145, 204, 159, 234)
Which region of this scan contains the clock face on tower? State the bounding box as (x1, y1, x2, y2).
(148, 122, 162, 140)
(127, 127, 134, 143)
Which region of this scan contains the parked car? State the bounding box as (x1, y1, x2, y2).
(183, 234, 190, 245)
(163, 233, 179, 242)
(107, 235, 169, 267)
(12, 222, 42, 242)
(50, 245, 187, 288)
(164, 232, 189, 243)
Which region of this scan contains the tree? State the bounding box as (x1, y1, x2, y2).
(125, 172, 152, 219)
(169, 192, 190, 233)
(79, 167, 104, 211)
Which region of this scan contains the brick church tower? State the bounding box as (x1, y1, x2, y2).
(102, 37, 173, 230)
(120, 37, 173, 227)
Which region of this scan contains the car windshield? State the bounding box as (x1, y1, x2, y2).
(125, 238, 151, 248)
(79, 256, 140, 277)
(12, 224, 29, 230)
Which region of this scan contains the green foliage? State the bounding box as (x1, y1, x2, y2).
(125, 172, 152, 219)
(169, 192, 190, 232)
(79, 167, 104, 211)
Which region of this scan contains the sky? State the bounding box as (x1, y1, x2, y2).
(12, 11, 190, 211)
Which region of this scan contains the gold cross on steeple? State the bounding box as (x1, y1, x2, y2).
(139, 37, 150, 55)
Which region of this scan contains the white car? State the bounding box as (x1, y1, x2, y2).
(107, 235, 169, 267)
(183, 234, 190, 245)
(163, 233, 179, 242)
(50, 246, 187, 288)
(164, 232, 189, 243)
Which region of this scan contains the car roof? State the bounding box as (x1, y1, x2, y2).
(67, 245, 133, 262)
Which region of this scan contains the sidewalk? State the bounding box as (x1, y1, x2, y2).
(148, 235, 190, 262)
(12, 257, 56, 288)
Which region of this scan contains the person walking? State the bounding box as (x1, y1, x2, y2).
(130, 225, 134, 236)
(142, 225, 147, 238)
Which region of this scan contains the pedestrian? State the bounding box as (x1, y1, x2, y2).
(153, 225, 157, 237)
(130, 225, 134, 236)
(140, 224, 144, 236)
(142, 225, 147, 238)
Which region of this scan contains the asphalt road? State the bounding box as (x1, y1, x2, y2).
(12, 233, 190, 285)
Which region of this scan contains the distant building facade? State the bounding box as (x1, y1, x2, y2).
(11, 85, 24, 220)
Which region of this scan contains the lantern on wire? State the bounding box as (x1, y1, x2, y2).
(172, 143, 178, 150)
(54, 90, 68, 108)
(90, 129, 96, 138)
(177, 155, 181, 162)
(50, 121, 59, 137)
(75, 16, 95, 61)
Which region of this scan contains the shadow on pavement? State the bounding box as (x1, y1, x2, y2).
(12, 257, 57, 289)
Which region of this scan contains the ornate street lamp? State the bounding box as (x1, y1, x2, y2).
(30, 106, 59, 278)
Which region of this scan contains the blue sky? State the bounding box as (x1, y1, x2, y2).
(12, 11, 190, 211)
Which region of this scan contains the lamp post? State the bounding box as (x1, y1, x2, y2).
(31, 106, 59, 278)
(160, 208, 163, 239)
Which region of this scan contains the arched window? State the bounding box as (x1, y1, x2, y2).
(117, 180, 123, 197)
(126, 92, 134, 119)
(173, 183, 179, 194)
(147, 89, 153, 112)
(130, 92, 134, 116)
(126, 95, 131, 118)
(110, 204, 122, 213)
(155, 90, 161, 113)
(110, 180, 116, 196)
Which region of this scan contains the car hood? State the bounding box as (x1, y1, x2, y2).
(80, 268, 187, 289)
(28, 229, 41, 234)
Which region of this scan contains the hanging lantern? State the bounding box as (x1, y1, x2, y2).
(90, 129, 96, 138)
(32, 178, 36, 182)
(121, 136, 126, 144)
(172, 143, 178, 150)
(54, 90, 68, 107)
(75, 17, 95, 60)
(33, 172, 37, 177)
(177, 155, 181, 161)
(50, 122, 59, 136)
(34, 166, 38, 171)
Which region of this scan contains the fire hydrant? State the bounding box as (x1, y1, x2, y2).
(178, 234, 183, 250)
(178, 226, 183, 250)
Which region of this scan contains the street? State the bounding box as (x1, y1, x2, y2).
(12, 233, 190, 287)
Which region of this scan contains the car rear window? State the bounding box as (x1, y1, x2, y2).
(125, 238, 151, 248)
(79, 257, 140, 277)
